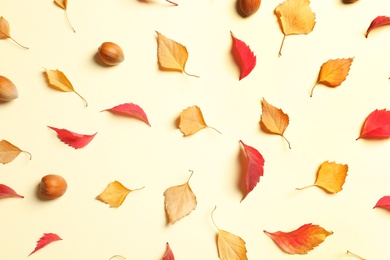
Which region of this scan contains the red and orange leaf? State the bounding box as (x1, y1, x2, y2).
(102, 103, 151, 126)
(357, 109, 390, 139)
(374, 196, 390, 211)
(230, 31, 256, 80)
(29, 233, 62, 256)
(239, 140, 264, 201)
(0, 184, 24, 199)
(162, 242, 175, 260)
(365, 16, 390, 38)
(48, 126, 97, 149)
(264, 223, 333, 255)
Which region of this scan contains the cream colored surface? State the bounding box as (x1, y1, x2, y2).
(1, 0, 390, 259)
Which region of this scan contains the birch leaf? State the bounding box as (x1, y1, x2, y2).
(179, 105, 221, 136)
(0, 16, 28, 49)
(96, 181, 144, 208)
(29, 233, 62, 256)
(0, 140, 32, 164)
(54, 0, 75, 32)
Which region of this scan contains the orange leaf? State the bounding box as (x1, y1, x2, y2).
(0, 140, 32, 164)
(275, 0, 315, 56)
(96, 181, 144, 208)
(164, 171, 197, 224)
(264, 223, 333, 255)
(297, 161, 348, 193)
(260, 98, 291, 148)
(54, 0, 75, 32)
(178, 105, 221, 136)
(0, 16, 28, 49)
(156, 31, 198, 77)
(310, 58, 354, 97)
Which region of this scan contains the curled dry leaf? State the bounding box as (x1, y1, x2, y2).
(0, 184, 24, 199)
(310, 58, 354, 97)
(44, 69, 88, 107)
(275, 0, 315, 56)
(230, 31, 256, 80)
(179, 105, 221, 136)
(365, 16, 390, 38)
(0, 139, 32, 164)
(101, 103, 151, 126)
(29, 233, 62, 256)
(357, 109, 390, 140)
(0, 16, 28, 49)
(297, 161, 348, 193)
(264, 223, 333, 255)
(54, 0, 76, 32)
(96, 181, 144, 208)
(162, 242, 175, 260)
(48, 126, 97, 149)
(346, 250, 366, 260)
(373, 196, 390, 211)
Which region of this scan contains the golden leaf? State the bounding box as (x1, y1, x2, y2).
(0, 140, 32, 164)
(96, 181, 144, 208)
(164, 171, 197, 224)
(0, 16, 28, 49)
(44, 69, 88, 107)
(310, 58, 354, 97)
(54, 0, 75, 32)
(260, 98, 291, 148)
(179, 105, 221, 136)
(156, 31, 198, 77)
(275, 0, 315, 56)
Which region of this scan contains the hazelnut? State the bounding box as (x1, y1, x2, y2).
(0, 75, 18, 102)
(98, 42, 124, 66)
(39, 174, 67, 199)
(239, 0, 261, 16)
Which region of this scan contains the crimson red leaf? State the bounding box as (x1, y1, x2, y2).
(48, 126, 97, 149)
(0, 184, 24, 199)
(357, 109, 390, 140)
(239, 140, 264, 201)
(365, 16, 390, 38)
(162, 242, 175, 260)
(374, 196, 390, 211)
(231, 31, 256, 80)
(102, 103, 151, 126)
(29, 233, 62, 256)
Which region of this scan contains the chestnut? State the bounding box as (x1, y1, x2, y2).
(39, 174, 67, 199)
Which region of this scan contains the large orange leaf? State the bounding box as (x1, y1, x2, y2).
(0, 139, 32, 164)
(310, 58, 354, 97)
(297, 161, 348, 193)
(264, 223, 333, 255)
(0, 16, 28, 49)
(275, 0, 315, 56)
(96, 181, 144, 208)
(260, 98, 291, 148)
(178, 105, 220, 136)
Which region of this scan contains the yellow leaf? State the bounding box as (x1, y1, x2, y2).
(44, 69, 88, 107)
(0, 16, 28, 49)
(164, 171, 197, 224)
(260, 98, 291, 148)
(310, 58, 354, 97)
(179, 105, 221, 136)
(156, 31, 198, 77)
(275, 0, 315, 56)
(96, 181, 143, 208)
(54, 0, 75, 32)
(0, 140, 32, 164)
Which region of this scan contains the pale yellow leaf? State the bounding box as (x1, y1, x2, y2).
(178, 105, 220, 136)
(218, 230, 248, 260)
(0, 140, 31, 164)
(96, 181, 143, 208)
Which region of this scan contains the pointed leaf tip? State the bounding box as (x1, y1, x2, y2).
(0, 184, 24, 199)
(365, 16, 390, 38)
(48, 126, 97, 149)
(230, 31, 256, 80)
(29, 233, 62, 256)
(102, 103, 151, 126)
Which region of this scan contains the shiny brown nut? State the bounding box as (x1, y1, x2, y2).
(239, 0, 261, 16)
(0, 76, 18, 102)
(98, 42, 124, 66)
(39, 174, 67, 199)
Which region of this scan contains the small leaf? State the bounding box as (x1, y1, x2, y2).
(260, 98, 291, 148)
(374, 196, 390, 211)
(54, 0, 76, 32)
(365, 16, 390, 38)
(179, 105, 221, 136)
(162, 242, 175, 260)
(29, 233, 62, 256)
(264, 223, 333, 255)
(0, 139, 32, 164)
(164, 170, 197, 224)
(156, 31, 198, 77)
(0, 184, 24, 199)
(230, 31, 256, 80)
(96, 181, 144, 208)
(0, 16, 28, 49)
(310, 58, 354, 97)
(44, 69, 88, 107)
(48, 126, 97, 149)
(101, 103, 151, 126)
(357, 109, 390, 140)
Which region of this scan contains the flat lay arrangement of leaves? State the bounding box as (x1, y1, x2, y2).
(1, 0, 390, 259)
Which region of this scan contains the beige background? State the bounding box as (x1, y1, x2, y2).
(1, 0, 390, 259)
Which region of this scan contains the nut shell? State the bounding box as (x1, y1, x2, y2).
(0, 76, 18, 102)
(239, 0, 261, 16)
(39, 174, 67, 199)
(98, 42, 124, 66)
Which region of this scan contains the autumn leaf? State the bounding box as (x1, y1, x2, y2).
(178, 105, 221, 136)
(275, 0, 316, 56)
(96, 181, 144, 208)
(357, 109, 390, 139)
(0, 16, 28, 49)
(0, 184, 24, 199)
(260, 98, 291, 148)
(211, 207, 248, 260)
(44, 69, 88, 107)
(230, 31, 256, 80)
(310, 58, 354, 97)
(239, 140, 264, 201)
(48, 126, 97, 149)
(29, 233, 62, 256)
(101, 103, 151, 126)
(54, 0, 76, 32)
(297, 161, 348, 193)
(156, 31, 198, 77)
(162, 242, 175, 260)
(264, 223, 333, 254)
(164, 170, 197, 224)
(373, 196, 390, 211)
(0, 139, 32, 164)
(365, 16, 390, 38)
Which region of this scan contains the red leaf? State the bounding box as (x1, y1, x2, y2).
(0, 184, 24, 199)
(357, 109, 390, 140)
(374, 196, 390, 211)
(162, 242, 175, 260)
(365, 16, 390, 38)
(102, 103, 151, 126)
(239, 140, 264, 200)
(48, 126, 97, 149)
(29, 233, 62, 256)
(231, 31, 256, 80)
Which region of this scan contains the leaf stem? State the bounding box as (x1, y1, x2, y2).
(211, 206, 220, 231)
(184, 70, 200, 78)
(282, 135, 291, 149)
(9, 37, 29, 49)
(65, 11, 76, 33)
(187, 170, 194, 183)
(296, 185, 315, 191)
(165, 0, 178, 5)
(278, 35, 286, 57)
(132, 186, 146, 192)
(208, 126, 222, 135)
(22, 150, 32, 160)
(347, 250, 366, 260)
(310, 83, 318, 97)
(73, 90, 88, 107)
